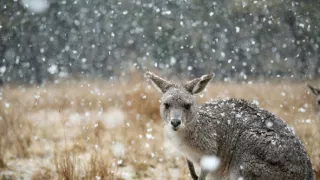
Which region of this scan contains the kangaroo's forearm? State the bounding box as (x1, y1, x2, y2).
(198, 169, 208, 180)
(186, 159, 198, 180)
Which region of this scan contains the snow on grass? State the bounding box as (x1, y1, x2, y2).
(1, 81, 319, 179)
(102, 108, 125, 128)
(112, 142, 125, 157)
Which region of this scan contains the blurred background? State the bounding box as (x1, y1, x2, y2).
(1, 0, 320, 84)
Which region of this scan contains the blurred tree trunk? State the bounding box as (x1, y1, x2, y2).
(315, 58, 320, 77)
(285, 10, 308, 78)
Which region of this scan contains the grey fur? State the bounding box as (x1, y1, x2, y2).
(307, 84, 320, 133)
(146, 71, 314, 180)
(308, 84, 320, 113)
(308, 84, 320, 96)
(145, 71, 173, 93)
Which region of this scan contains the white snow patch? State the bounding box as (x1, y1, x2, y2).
(74, 20, 80, 26)
(116, 166, 136, 180)
(112, 142, 125, 157)
(236, 26, 240, 33)
(21, 0, 49, 13)
(242, 1, 247, 7)
(47, 64, 58, 74)
(146, 133, 154, 139)
(4, 102, 10, 108)
(58, 71, 68, 78)
(102, 108, 125, 128)
(170, 57, 176, 65)
(299, 119, 312, 124)
(0, 66, 6, 74)
(252, 99, 259, 105)
(298, 108, 306, 113)
(162, 10, 171, 15)
(68, 113, 82, 123)
(200, 155, 220, 172)
(266, 121, 273, 128)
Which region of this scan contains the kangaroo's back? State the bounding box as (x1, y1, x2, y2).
(195, 98, 314, 179)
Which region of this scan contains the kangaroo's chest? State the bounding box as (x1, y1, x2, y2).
(164, 126, 202, 164)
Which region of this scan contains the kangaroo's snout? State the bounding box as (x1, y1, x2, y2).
(170, 109, 182, 130)
(171, 119, 181, 128)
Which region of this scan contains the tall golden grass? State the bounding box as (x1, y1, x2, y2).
(0, 76, 319, 179)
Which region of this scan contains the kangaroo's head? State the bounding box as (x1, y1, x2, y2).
(146, 71, 213, 131)
(308, 84, 320, 112)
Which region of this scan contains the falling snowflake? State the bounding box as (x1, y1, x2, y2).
(266, 121, 273, 128)
(112, 142, 125, 157)
(236, 26, 240, 33)
(200, 155, 220, 172)
(21, 0, 49, 13)
(47, 64, 58, 74)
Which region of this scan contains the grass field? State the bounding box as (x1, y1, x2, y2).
(0, 76, 319, 179)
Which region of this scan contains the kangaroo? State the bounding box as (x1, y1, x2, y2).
(307, 85, 320, 180)
(146, 71, 314, 180)
(308, 84, 320, 118)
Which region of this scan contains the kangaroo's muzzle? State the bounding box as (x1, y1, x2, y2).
(170, 109, 182, 130)
(171, 119, 181, 128)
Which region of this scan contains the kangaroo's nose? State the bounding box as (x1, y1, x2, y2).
(171, 119, 181, 128)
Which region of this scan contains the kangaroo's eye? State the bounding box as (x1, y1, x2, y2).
(164, 103, 170, 109)
(184, 104, 191, 110)
(317, 100, 320, 105)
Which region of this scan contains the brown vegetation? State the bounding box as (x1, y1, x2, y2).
(0, 77, 319, 179)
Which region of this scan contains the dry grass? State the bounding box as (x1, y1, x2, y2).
(0, 76, 319, 179)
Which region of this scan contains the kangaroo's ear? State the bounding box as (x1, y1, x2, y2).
(184, 73, 214, 94)
(308, 84, 320, 95)
(145, 71, 173, 93)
